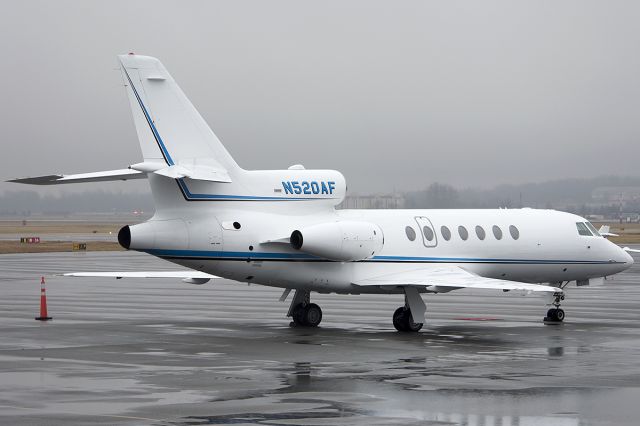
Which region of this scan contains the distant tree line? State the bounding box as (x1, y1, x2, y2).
(2, 175, 640, 216)
(404, 176, 640, 214)
(0, 190, 155, 216)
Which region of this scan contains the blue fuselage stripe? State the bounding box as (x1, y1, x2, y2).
(142, 249, 620, 264)
(122, 67, 174, 166)
(175, 179, 319, 201)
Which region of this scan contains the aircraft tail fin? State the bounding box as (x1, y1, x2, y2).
(118, 54, 241, 179)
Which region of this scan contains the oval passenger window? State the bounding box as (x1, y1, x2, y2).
(405, 226, 416, 241)
(441, 226, 451, 241)
(423, 226, 434, 241)
(458, 226, 468, 241)
(509, 225, 520, 240)
(492, 225, 502, 240)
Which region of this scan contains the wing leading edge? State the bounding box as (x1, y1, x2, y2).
(7, 169, 146, 185)
(352, 266, 562, 294)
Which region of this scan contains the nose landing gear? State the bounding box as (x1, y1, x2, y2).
(544, 289, 566, 323)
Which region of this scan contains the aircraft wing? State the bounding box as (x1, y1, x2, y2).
(63, 271, 219, 284)
(7, 169, 146, 185)
(353, 266, 562, 294)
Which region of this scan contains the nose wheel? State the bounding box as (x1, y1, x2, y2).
(544, 290, 566, 323)
(545, 307, 565, 322)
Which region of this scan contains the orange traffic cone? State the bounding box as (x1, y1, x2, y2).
(35, 276, 52, 321)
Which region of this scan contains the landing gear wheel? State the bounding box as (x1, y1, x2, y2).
(304, 303, 322, 327)
(544, 290, 567, 324)
(407, 319, 423, 332)
(292, 303, 307, 326)
(393, 307, 409, 332)
(290, 303, 322, 327)
(392, 306, 423, 332)
(544, 308, 565, 323)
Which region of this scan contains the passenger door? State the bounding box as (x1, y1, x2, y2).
(414, 216, 437, 247)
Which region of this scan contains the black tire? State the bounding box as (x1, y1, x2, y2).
(407, 317, 423, 332)
(555, 308, 565, 322)
(292, 303, 307, 326)
(546, 308, 556, 321)
(393, 307, 409, 332)
(304, 303, 322, 327)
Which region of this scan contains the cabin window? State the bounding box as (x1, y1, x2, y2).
(423, 225, 434, 241)
(492, 225, 503, 240)
(585, 222, 601, 236)
(576, 222, 593, 236)
(458, 226, 469, 240)
(405, 226, 417, 241)
(509, 225, 520, 240)
(441, 226, 451, 241)
(475, 226, 486, 240)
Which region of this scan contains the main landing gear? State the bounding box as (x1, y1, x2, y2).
(286, 289, 323, 327)
(544, 288, 566, 324)
(393, 287, 426, 332)
(393, 306, 423, 332)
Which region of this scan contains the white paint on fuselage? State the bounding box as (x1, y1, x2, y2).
(151, 206, 633, 294)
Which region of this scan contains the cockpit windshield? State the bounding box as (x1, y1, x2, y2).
(576, 222, 601, 237)
(584, 222, 601, 236)
(576, 222, 592, 236)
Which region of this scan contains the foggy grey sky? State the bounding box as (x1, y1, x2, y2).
(1, 0, 640, 196)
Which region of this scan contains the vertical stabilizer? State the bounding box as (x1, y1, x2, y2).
(118, 54, 241, 177)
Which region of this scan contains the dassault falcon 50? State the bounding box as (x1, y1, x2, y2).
(10, 54, 636, 331)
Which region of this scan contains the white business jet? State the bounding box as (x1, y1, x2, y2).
(9, 54, 636, 331)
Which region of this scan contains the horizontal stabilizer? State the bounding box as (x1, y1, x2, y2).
(598, 225, 619, 238)
(153, 164, 232, 183)
(623, 247, 640, 253)
(8, 169, 146, 185)
(129, 161, 232, 183)
(63, 271, 219, 283)
(353, 266, 562, 294)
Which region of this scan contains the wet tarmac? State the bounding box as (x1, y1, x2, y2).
(1, 249, 639, 425)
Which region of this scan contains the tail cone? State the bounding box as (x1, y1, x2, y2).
(35, 276, 52, 321)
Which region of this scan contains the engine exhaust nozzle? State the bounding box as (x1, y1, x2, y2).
(118, 225, 131, 250)
(290, 230, 303, 250)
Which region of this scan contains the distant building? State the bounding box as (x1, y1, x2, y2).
(592, 186, 640, 203)
(619, 212, 640, 223)
(340, 193, 405, 209)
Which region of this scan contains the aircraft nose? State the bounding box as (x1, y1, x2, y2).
(622, 248, 635, 266)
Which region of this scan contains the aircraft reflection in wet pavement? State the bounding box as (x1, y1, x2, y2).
(9, 54, 636, 332)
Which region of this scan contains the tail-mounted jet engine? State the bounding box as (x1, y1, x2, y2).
(290, 221, 383, 261)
